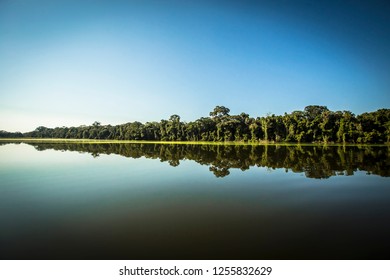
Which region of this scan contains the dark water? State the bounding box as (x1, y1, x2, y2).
(0, 142, 389, 259)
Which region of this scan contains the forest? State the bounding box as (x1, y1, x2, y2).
(1, 105, 389, 144)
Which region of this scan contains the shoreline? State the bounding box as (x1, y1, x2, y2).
(0, 138, 388, 146)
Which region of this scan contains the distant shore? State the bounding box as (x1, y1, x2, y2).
(1, 138, 388, 146)
(1, 106, 389, 144)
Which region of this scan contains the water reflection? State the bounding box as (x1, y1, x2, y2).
(8, 142, 390, 179)
(1, 141, 390, 260)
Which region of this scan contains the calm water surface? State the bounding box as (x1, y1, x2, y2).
(0, 142, 389, 259)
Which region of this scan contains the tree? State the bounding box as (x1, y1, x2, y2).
(210, 106, 230, 118)
(304, 105, 329, 121)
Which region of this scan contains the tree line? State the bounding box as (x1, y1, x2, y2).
(1, 105, 389, 143)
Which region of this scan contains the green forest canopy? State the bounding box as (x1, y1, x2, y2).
(1, 105, 389, 144)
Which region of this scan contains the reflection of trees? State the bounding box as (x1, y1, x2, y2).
(209, 166, 230, 178)
(5, 141, 390, 179)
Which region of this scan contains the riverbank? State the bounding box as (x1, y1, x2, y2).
(0, 138, 388, 146)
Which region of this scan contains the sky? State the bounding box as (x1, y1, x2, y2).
(1, 0, 389, 132)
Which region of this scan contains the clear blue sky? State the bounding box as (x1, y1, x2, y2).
(1, 0, 389, 132)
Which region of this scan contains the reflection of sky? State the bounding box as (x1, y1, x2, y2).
(1, 143, 390, 259)
(1, 143, 389, 213)
(1, 0, 389, 132)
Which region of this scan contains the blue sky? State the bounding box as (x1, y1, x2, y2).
(1, 0, 389, 132)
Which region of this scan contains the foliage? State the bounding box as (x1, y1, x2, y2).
(1, 106, 389, 144)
